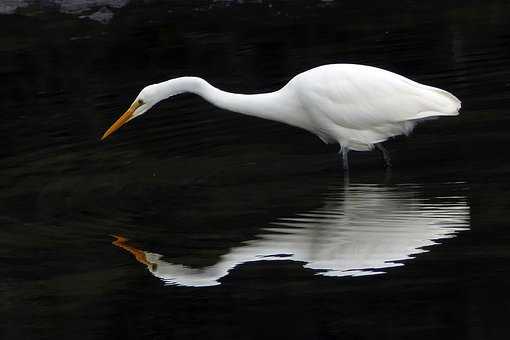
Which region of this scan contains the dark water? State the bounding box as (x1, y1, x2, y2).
(2, 1, 510, 339)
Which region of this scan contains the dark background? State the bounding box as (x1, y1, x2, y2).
(1, 1, 510, 339)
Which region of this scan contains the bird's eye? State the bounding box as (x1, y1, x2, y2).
(138, 99, 144, 105)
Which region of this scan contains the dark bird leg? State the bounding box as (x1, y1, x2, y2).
(376, 143, 392, 168)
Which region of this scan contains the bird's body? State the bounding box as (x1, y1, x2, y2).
(102, 64, 461, 169)
(285, 64, 460, 150)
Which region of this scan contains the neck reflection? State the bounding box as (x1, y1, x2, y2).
(113, 182, 470, 287)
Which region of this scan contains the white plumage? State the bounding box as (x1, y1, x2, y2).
(290, 64, 461, 150)
(102, 64, 461, 169)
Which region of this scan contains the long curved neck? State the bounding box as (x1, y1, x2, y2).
(155, 77, 302, 127)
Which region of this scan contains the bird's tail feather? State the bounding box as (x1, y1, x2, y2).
(417, 85, 461, 117)
(412, 110, 459, 120)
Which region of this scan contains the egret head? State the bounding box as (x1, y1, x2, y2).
(101, 85, 159, 140)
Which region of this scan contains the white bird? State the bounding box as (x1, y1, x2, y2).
(101, 64, 461, 170)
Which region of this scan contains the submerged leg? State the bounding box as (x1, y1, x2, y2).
(341, 147, 349, 171)
(376, 143, 392, 168)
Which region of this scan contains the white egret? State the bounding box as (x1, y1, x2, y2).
(101, 64, 461, 169)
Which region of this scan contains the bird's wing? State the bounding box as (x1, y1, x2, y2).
(292, 64, 460, 130)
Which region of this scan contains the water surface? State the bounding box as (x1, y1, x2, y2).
(2, 1, 510, 339)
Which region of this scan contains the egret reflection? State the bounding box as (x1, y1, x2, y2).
(113, 182, 470, 287)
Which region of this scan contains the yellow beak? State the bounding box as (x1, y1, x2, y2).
(101, 100, 142, 140)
